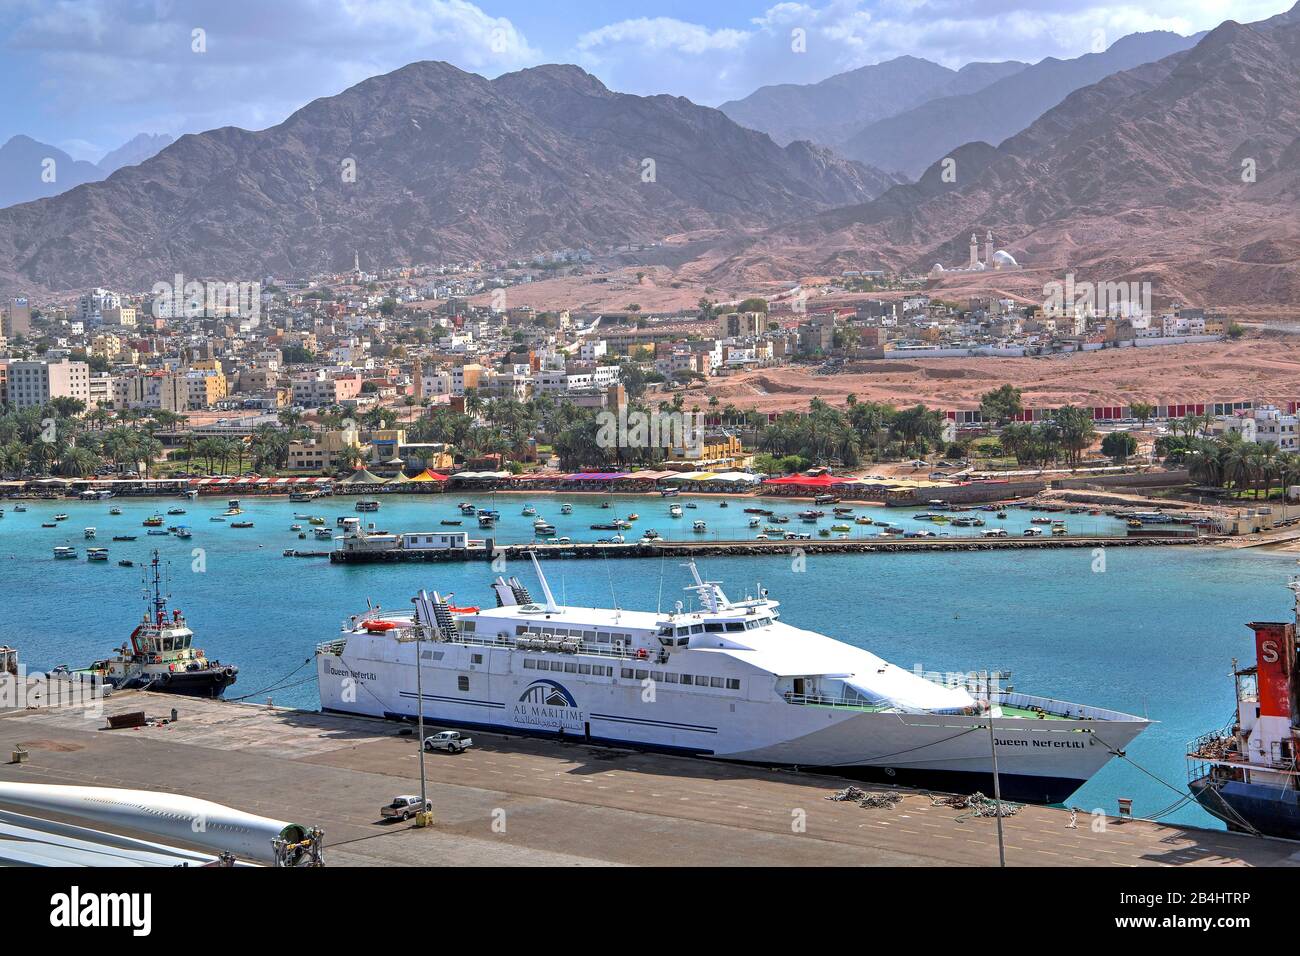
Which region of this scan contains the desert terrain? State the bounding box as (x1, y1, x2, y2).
(676, 332, 1300, 413)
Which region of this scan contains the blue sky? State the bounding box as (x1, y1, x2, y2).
(1, 0, 1292, 161)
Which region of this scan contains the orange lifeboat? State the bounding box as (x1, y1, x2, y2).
(363, 620, 401, 633)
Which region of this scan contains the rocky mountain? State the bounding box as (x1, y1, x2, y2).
(718, 55, 1027, 148)
(840, 31, 1200, 178)
(0, 62, 897, 294)
(97, 133, 173, 175)
(0, 136, 103, 208)
(701, 12, 1300, 312)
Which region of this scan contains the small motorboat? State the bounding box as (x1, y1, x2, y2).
(669, 504, 684, 518)
(626, 513, 639, 522)
(440, 520, 463, 526)
(231, 521, 254, 529)
(147, 529, 170, 536)
(87, 548, 109, 562)
(692, 521, 707, 533)
(308, 516, 326, 526)
(458, 502, 476, 515)
(41, 522, 57, 528)
(167, 507, 187, 516)
(118, 560, 134, 568)
(109, 507, 122, 516)
(314, 528, 334, 540)
(684, 502, 697, 510)
(290, 524, 302, 531)
(640, 530, 662, 542)
(356, 500, 380, 512)
(749, 517, 761, 528)
(719, 501, 728, 508)
(84, 527, 97, 539)
(174, 527, 193, 540)
(14, 505, 27, 512)
(521, 505, 537, 517)
(560, 504, 573, 515)
(210, 516, 226, 522)
(143, 514, 164, 527)
(112, 535, 137, 542)
(54, 513, 69, 521)
(53, 546, 78, 559)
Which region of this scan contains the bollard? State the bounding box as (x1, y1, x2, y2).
(171, 708, 178, 723)
(11, 746, 28, 764)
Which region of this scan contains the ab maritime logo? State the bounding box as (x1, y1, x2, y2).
(519, 679, 577, 708)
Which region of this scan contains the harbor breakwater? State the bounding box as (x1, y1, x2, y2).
(329, 534, 1206, 563)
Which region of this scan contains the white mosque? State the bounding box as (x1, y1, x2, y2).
(930, 230, 1020, 275)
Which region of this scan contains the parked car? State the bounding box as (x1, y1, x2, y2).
(424, 730, 473, 754)
(381, 795, 431, 820)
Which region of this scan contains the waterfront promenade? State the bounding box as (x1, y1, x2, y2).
(2, 691, 1295, 867)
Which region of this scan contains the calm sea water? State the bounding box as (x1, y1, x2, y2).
(1, 491, 1291, 828)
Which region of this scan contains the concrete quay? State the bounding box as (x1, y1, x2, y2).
(1, 691, 1294, 867)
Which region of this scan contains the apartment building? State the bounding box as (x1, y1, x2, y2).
(6, 359, 91, 409)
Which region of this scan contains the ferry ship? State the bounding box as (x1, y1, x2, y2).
(317, 557, 1149, 802)
(1187, 581, 1300, 837)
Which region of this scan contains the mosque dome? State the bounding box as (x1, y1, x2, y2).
(992, 250, 1019, 268)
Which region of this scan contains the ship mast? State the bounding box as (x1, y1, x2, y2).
(149, 550, 167, 624)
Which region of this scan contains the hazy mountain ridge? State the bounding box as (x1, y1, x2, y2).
(718, 55, 1028, 148)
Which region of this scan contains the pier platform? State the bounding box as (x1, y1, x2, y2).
(329, 534, 1205, 563)
(1, 691, 1294, 867)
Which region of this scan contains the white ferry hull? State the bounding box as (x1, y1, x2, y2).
(317, 643, 1144, 804)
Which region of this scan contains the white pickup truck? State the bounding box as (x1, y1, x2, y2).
(423, 731, 473, 754)
(380, 795, 431, 821)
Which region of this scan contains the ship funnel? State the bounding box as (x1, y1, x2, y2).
(492, 577, 517, 608)
(508, 576, 533, 606)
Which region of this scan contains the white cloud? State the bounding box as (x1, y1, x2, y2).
(578, 18, 750, 55)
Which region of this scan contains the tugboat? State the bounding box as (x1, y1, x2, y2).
(81, 551, 238, 698)
(1188, 580, 1300, 838)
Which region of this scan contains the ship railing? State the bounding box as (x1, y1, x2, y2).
(316, 639, 348, 655)
(451, 632, 654, 662)
(782, 692, 887, 713)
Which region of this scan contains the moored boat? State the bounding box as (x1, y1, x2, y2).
(317, 558, 1150, 803)
(79, 551, 238, 698)
(1188, 581, 1300, 838)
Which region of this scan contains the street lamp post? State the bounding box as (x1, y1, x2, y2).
(985, 672, 1006, 867)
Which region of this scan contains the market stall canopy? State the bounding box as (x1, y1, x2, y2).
(407, 470, 450, 482)
(762, 472, 843, 486)
(339, 469, 385, 485)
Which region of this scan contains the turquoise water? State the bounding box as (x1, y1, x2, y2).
(1, 491, 1289, 828)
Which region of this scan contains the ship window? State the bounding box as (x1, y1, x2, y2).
(676, 637, 689, 646)
(705, 623, 724, 633)
(596, 632, 611, 644)
(579, 664, 592, 674)
(635, 670, 649, 680)
(583, 631, 596, 641)
(727, 679, 741, 690)
(516, 625, 527, 635)
(659, 627, 673, 637)
(696, 675, 710, 686)
(524, 660, 536, 669)
(651, 671, 664, 681)
(710, 677, 725, 688)
(621, 668, 634, 679)
(664, 673, 679, 683)
(457, 676, 469, 691)
(690, 625, 704, 634)
(471, 654, 483, 664)
(461, 621, 475, 632)
(564, 663, 577, 673)
(725, 623, 744, 632)
(680, 675, 693, 685)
